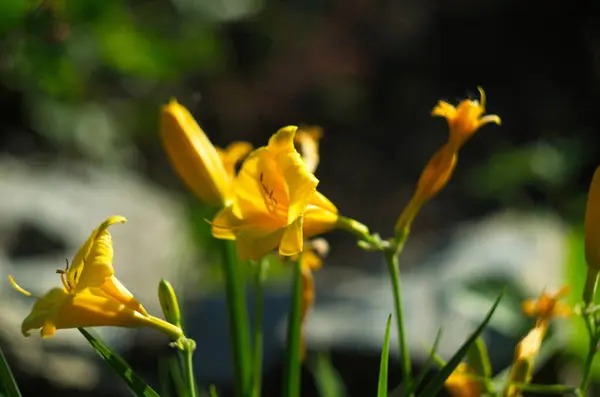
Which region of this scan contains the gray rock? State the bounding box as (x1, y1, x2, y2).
(0, 158, 198, 392)
(302, 210, 568, 364)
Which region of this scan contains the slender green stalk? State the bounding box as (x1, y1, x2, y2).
(283, 258, 304, 397)
(221, 240, 252, 396)
(252, 259, 268, 397)
(579, 332, 598, 395)
(383, 249, 412, 397)
(183, 342, 197, 397)
(0, 344, 21, 397)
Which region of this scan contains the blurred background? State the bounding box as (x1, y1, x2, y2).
(0, 0, 599, 396)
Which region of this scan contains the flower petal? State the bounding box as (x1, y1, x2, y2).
(217, 141, 253, 179)
(211, 206, 238, 240)
(91, 275, 148, 316)
(66, 216, 127, 292)
(21, 288, 68, 337)
(279, 217, 304, 256)
(68, 216, 126, 293)
(303, 205, 339, 238)
(161, 99, 232, 207)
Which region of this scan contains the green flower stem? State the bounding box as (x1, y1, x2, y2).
(183, 339, 197, 397)
(252, 259, 268, 397)
(578, 328, 598, 395)
(283, 257, 303, 397)
(383, 248, 412, 397)
(222, 240, 252, 397)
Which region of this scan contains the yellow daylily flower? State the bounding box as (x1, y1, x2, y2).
(504, 325, 545, 397)
(521, 286, 571, 326)
(215, 141, 253, 180)
(585, 167, 600, 273)
(60, 215, 147, 316)
(294, 126, 323, 174)
(161, 99, 233, 207)
(9, 216, 182, 340)
(395, 144, 457, 234)
(432, 87, 501, 150)
(444, 363, 482, 397)
(212, 126, 338, 261)
(9, 281, 171, 338)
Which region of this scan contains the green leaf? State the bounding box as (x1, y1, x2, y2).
(508, 382, 577, 395)
(309, 353, 347, 397)
(78, 328, 160, 397)
(405, 328, 444, 395)
(377, 314, 393, 397)
(418, 289, 505, 397)
(283, 257, 303, 397)
(0, 344, 21, 397)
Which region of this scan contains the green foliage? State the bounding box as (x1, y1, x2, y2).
(0, 345, 21, 397)
(418, 290, 505, 397)
(79, 328, 160, 397)
(309, 354, 347, 397)
(377, 315, 392, 397)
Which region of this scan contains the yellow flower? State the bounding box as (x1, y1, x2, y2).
(586, 167, 600, 273)
(521, 286, 571, 325)
(444, 363, 482, 397)
(432, 87, 501, 150)
(9, 216, 182, 339)
(294, 126, 323, 174)
(504, 325, 545, 397)
(395, 144, 457, 234)
(161, 99, 233, 207)
(212, 126, 338, 261)
(215, 141, 253, 180)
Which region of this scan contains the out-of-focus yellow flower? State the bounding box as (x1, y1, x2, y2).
(432, 87, 501, 150)
(211, 126, 338, 261)
(444, 363, 482, 397)
(9, 216, 182, 340)
(161, 99, 234, 207)
(521, 286, 571, 325)
(215, 141, 253, 180)
(294, 126, 323, 174)
(504, 325, 546, 397)
(290, 238, 329, 359)
(586, 167, 600, 273)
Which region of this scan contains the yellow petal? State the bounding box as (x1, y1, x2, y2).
(301, 245, 324, 271)
(217, 141, 253, 179)
(294, 126, 322, 174)
(22, 288, 155, 338)
(21, 287, 68, 337)
(444, 363, 482, 397)
(161, 99, 232, 207)
(521, 299, 536, 317)
(309, 191, 338, 214)
(586, 167, 600, 272)
(68, 216, 126, 293)
(211, 206, 239, 240)
(279, 217, 304, 256)
(236, 227, 285, 261)
(415, 145, 457, 204)
(281, 153, 318, 223)
(303, 204, 339, 238)
(232, 149, 272, 218)
(92, 275, 148, 316)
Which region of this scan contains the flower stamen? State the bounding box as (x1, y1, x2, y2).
(8, 275, 35, 298)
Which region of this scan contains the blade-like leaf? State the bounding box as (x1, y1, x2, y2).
(418, 289, 505, 397)
(406, 328, 444, 395)
(283, 257, 303, 397)
(377, 315, 393, 397)
(310, 353, 347, 397)
(79, 328, 160, 397)
(0, 345, 21, 397)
